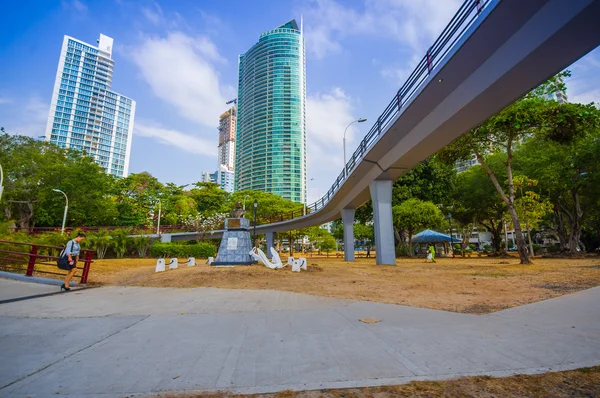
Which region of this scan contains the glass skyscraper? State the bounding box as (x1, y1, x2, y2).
(45, 34, 136, 177)
(235, 20, 306, 203)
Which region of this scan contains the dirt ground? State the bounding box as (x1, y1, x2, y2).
(152, 366, 600, 398)
(76, 254, 600, 314)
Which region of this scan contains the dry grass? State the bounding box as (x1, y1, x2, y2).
(72, 254, 600, 314)
(152, 366, 600, 397)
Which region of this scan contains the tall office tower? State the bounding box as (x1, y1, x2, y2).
(545, 75, 568, 104)
(235, 20, 306, 203)
(45, 34, 136, 177)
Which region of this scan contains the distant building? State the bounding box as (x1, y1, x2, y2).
(200, 171, 216, 184)
(215, 165, 235, 193)
(235, 19, 306, 203)
(218, 107, 236, 172)
(45, 34, 135, 177)
(545, 76, 568, 103)
(456, 154, 480, 173)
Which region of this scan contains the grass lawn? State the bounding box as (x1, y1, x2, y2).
(70, 254, 600, 314)
(152, 366, 600, 397)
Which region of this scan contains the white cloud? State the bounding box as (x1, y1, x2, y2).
(568, 49, 600, 106)
(134, 121, 217, 156)
(62, 0, 87, 13)
(141, 2, 163, 25)
(1, 95, 49, 138)
(301, 0, 461, 59)
(0, 96, 12, 104)
(306, 88, 366, 202)
(128, 32, 233, 127)
(72, 0, 87, 12)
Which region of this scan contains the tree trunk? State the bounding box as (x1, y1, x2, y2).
(507, 203, 531, 263)
(481, 218, 503, 254)
(526, 219, 534, 257)
(567, 191, 584, 254)
(475, 150, 530, 264)
(394, 228, 401, 246)
(289, 232, 294, 257)
(555, 210, 568, 251)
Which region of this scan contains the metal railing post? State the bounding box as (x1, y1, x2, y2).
(26, 245, 37, 277)
(427, 47, 433, 73)
(80, 250, 93, 284)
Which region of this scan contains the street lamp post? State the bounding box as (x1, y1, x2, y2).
(243, 194, 250, 211)
(343, 118, 367, 179)
(304, 177, 315, 216)
(253, 200, 258, 248)
(52, 189, 68, 234)
(156, 200, 162, 235)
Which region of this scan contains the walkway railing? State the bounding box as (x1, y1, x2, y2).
(0, 240, 94, 283)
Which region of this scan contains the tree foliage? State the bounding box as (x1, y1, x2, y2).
(393, 199, 443, 254)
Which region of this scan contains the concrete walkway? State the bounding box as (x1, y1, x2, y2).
(0, 281, 599, 397)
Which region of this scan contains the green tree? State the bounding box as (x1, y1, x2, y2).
(189, 182, 229, 216)
(452, 156, 507, 254)
(513, 176, 553, 256)
(392, 157, 456, 207)
(354, 223, 374, 243)
(438, 72, 597, 263)
(319, 233, 337, 256)
(114, 172, 164, 226)
(393, 199, 443, 255)
(229, 190, 303, 221)
(0, 133, 117, 228)
(515, 120, 600, 253)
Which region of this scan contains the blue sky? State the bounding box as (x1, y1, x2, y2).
(1, 0, 599, 203)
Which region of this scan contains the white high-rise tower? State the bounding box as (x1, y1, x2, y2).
(45, 34, 136, 177)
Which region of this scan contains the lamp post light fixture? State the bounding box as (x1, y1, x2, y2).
(343, 118, 367, 179)
(253, 199, 258, 248)
(303, 177, 315, 216)
(243, 194, 250, 211)
(52, 189, 68, 234)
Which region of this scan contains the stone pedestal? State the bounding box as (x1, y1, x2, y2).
(211, 218, 256, 266)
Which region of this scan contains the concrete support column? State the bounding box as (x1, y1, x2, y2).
(370, 180, 396, 265)
(266, 231, 274, 259)
(341, 208, 355, 262)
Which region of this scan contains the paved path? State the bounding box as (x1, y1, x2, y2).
(0, 281, 599, 397)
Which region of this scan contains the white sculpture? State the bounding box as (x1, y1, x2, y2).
(206, 257, 214, 265)
(287, 257, 295, 266)
(155, 258, 166, 272)
(270, 247, 283, 265)
(169, 258, 178, 269)
(292, 257, 308, 272)
(186, 257, 196, 267)
(249, 247, 284, 269)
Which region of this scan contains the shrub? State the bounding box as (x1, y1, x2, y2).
(188, 242, 217, 258)
(150, 242, 216, 258)
(395, 244, 409, 257)
(547, 245, 560, 253)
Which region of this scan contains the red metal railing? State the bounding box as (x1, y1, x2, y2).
(0, 240, 94, 283)
(9, 224, 196, 234)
